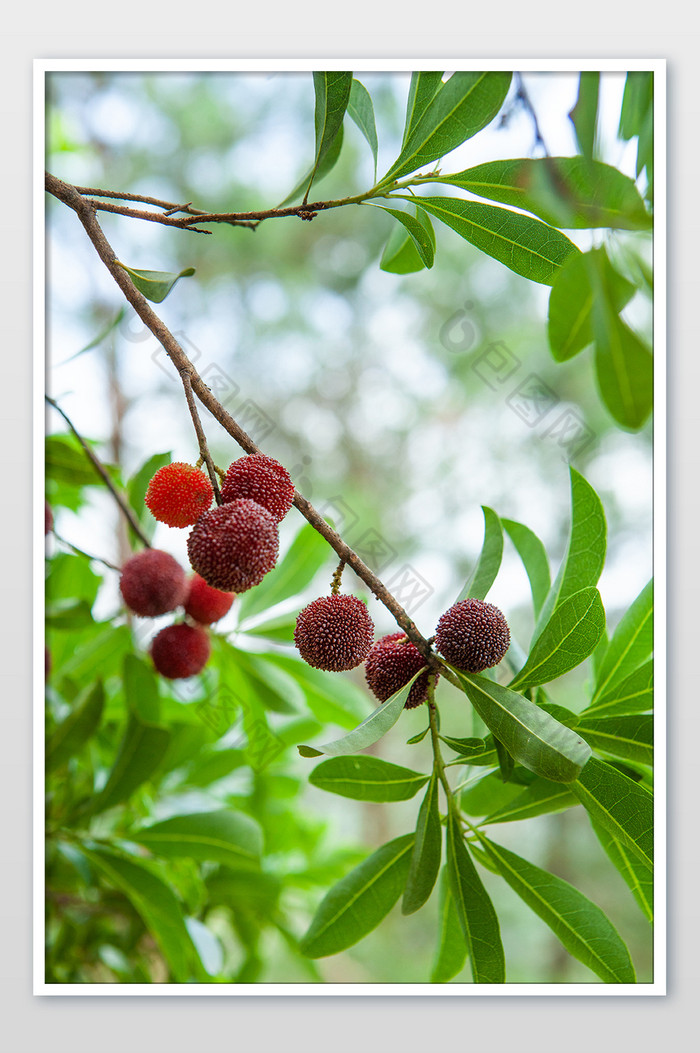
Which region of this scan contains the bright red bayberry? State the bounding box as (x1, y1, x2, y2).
(150, 622, 211, 679)
(294, 594, 374, 671)
(145, 462, 214, 528)
(187, 499, 279, 593)
(119, 549, 188, 617)
(365, 632, 436, 709)
(183, 573, 235, 625)
(435, 598, 510, 672)
(221, 453, 294, 523)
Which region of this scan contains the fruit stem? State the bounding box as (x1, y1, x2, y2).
(330, 560, 345, 595)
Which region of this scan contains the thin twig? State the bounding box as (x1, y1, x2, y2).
(180, 371, 222, 504)
(515, 72, 550, 157)
(52, 533, 121, 572)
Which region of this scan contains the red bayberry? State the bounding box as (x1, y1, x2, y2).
(145, 462, 214, 528)
(365, 632, 436, 709)
(150, 622, 211, 679)
(119, 549, 188, 617)
(435, 598, 510, 672)
(183, 573, 235, 625)
(45, 500, 53, 535)
(187, 499, 279, 593)
(221, 453, 294, 523)
(294, 594, 374, 671)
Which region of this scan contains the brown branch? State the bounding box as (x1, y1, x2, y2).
(180, 371, 222, 505)
(45, 171, 442, 667)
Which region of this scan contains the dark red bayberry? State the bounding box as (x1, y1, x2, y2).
(435, 598, 510, 672)
(365, 632, 436, 709)
(221, 454, 294, 523)
(150, 622, 211, 679)
(187, 499, 279, 593)
(294, 594, 374, 671)
(119, 549, 188, 618)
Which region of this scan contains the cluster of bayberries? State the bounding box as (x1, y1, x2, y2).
(119, 453, 294, 678)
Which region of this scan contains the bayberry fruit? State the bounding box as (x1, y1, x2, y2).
(435, 598, 510, 672)
(221, 453, 294, 522)
(183, 573, 235, 625)
(150, 622, 211, 679)
(145, 462, 214, 528)
(119, 549, 188, 617)
(294, 594, 374, 671)
(365, 632, 436, 709)
(187, 499, 279, 593)
(45, 501, 53, 535)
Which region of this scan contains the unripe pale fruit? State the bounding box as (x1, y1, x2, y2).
(150, 622, 211, 679)
(365, 632, 436, 709)
(119, 549, 188, 617)
(221, 453, 294, 522)
(145, 462, 214, 528)
(183, 573, 235, 625)
(435, 598, 510, 672)
(187, 499, 279, 593)
(294, 594, 374, 671)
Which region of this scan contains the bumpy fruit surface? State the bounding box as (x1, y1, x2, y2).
(150, 622, 211, 679)
(221, 454, 294, 522)
(187, 499, 279, 593)
(183, 573, 235, 625)
(145, 462, 214, 528)
(294, 594, 374, 671)
(365, 632, 436, 709)
(435, 598, 510, 672)
(119, 549, 188, 617)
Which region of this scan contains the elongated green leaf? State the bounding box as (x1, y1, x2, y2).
(298, 673, 418, 758)
(570, 72, 600, 160)
(457, 506, 503, 602)
(474, 834, 636, 983)
(300, 833, 414, 957)
(594, 316, 653, 430)
(446, 805, 505, 983)
(379, 204, 436, 274)
(592, 819, 653, 922)
(592, 579, 653, 703)
(568, 757, 653, 869)
(262, 650, 366, 730)
(577, 714, 653, 767)
(461, 769, 529, 817)
(348, 78, 378, 176)
(502, 518, 550, 618)
(381, 72, 512, 184)
(373, 204, 435, 269)
(534, 467, 607, 641)
(482, 776, 578, 825)
(88, 714, 171, 816)
(123, 653, 160, 723)
(115, 262, 195, 303)
(547, 247, 635, 362)
(619, 72, 653, 143)
(80, 848, 205, 982)
(455, 670, 592, 783)
(309, 755, 428, 802)
(586, 659, 654, 717)
(278, 125, 344, 208)
(431, 867, 468, 982)
(237, 523, 331, 620)
(307, 72, 353, 196)
(435, 158, 650, 230)
(439, 735, 489, 760)
(402, 774, 442, 914)
(46, 434, 118, 488)
(510, 587, 605, 691)
(400, 196, 579, 285)
(402, 72, 444, 148)
(46, 681, 104, 771)
(130, 810, 263, 871)
(64, 306, 126, 362)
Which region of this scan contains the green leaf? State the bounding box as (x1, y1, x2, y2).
(474, 833, 636, 983)
(347, 78, 378, 176)
(262, 651, 367, 730)
(381, 71, 512, 184)
(431, 867, 468, 982)
(446, 805, 505, 983)
(115, 262, 195, 303)
(373, 204, 435, 269)
(46, 433, 118, 488)
(594, 315, 653, 430)
(401, 72, 444, 148)
(585, 660, 654, 717)
(568, 757, 653, 869)
(547, 247, 635, 362)
(300, 833, 414, 958)
(440, 735, 489, 760)
(510, 587, 605, 691)
(435, 157, 650, 230)
(456, 506, 503, 602)
(297, 673, 419, 758)
(309, 755, 429, 802)
(64, 306, 126, 362)
(619, 72, 653, 142)
(461, 769, 529, 817)
(278, 125, 345, 208)
(400, 196, 579, 285)
(129, 810, 263, 871)
(46, 681, 104, 771)
(87, 714, 171, 816)
(569, 72, 600, 160)
(534, 467, 607, 641)
(307, 72, 353, 197)
(79, 847, 205, 982)
(455, 670, 592, 783)
(502, 518, 550, 619)
(236, 523, 331, 620)
(592, 820, 653, 922)
(577, 714, 653, 767)
(402, 774, 442, 914)
(57, 623, 133, 684)
(592, 579, 653, 704)
(378, 204, 436, 274)
(481, 776, 578, 825)
(123, 654, 161, 723)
